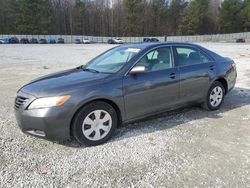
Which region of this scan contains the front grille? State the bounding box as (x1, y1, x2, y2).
(15, 96, 29, 109)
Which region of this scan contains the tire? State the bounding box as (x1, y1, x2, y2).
(72, 101, 117, 146)
(202, 81, 225, 111)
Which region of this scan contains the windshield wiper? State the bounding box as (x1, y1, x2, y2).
(82, 67, 100, 73)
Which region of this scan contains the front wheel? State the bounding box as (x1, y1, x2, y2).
(72, 101, 117, 146)
(202, 81, 225, 111)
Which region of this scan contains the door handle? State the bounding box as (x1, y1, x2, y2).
(169, 73, 176, 79)
(210, 65, 215, 71)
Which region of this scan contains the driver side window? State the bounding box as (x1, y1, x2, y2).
(137, 47, 173, 72)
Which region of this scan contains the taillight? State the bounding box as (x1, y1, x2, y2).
(231, 62, 236, 70)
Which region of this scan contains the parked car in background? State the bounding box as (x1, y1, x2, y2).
(39, 39, 47, 44)
(108, 38, 123, 44)
(0, 38, 10, 44)
(151, 38, 159, 42)
(236, 38, 245, 43)
(83, 38, 91, 44)
(143, 38, 151, 42)
(15, 42, 237, 146)
(57, 38, 65, 44)
(48, 38, 56, 44)
(0, 37, 26, 44)
(0, 39, 4, 44)
(144, 38, 159, 42)
(30, 38, 38, 44)
(20, 38, 29, 44)
(9, 37, 19, 44)
(75, 39, 81, 44)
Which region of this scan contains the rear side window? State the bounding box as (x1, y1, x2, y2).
(200, 51, 213, 63)
(175, 47, 212, 66)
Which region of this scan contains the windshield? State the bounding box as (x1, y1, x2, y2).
(83, 46, 141, 74)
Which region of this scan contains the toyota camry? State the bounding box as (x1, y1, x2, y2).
(14, 42, 237, 146)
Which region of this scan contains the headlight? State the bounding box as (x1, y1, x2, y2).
(28, 96, 71, 109)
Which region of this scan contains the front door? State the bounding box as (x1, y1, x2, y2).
(123, 46, 180, 120)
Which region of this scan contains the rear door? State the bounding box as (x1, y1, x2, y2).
(173, 46, 215, 103)
(123, 46, 180, 120)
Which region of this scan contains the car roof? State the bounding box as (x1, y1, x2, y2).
(121, 42, 203, 49)
(119, 42, 223, 61)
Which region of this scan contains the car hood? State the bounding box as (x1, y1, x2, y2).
(20, 68, 110, 97)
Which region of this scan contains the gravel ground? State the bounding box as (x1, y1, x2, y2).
(0, 43, 250, 187)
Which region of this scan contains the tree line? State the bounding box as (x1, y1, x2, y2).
(0, 0, 249, 36)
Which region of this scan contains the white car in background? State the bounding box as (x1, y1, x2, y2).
(108, 38, 123, 44)
(83, 38, 91, 44)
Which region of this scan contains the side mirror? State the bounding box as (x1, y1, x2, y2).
(130, 66, 146, 74)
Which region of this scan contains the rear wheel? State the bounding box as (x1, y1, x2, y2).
(202, 81, 225, 111)
(72, 101, 117, 146)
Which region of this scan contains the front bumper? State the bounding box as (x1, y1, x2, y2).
(14, 91, 72, 141)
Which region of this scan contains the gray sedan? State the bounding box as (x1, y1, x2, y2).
(14, 42, 237, 146)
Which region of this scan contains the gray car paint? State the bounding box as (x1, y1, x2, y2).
(14, 42, 237, 141)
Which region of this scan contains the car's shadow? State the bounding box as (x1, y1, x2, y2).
(60, 87, 250, 148)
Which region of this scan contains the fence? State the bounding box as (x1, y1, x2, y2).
(1, 32, 250, 43)
(0, 34, 165, 43)
(167, 32, 250, 42)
